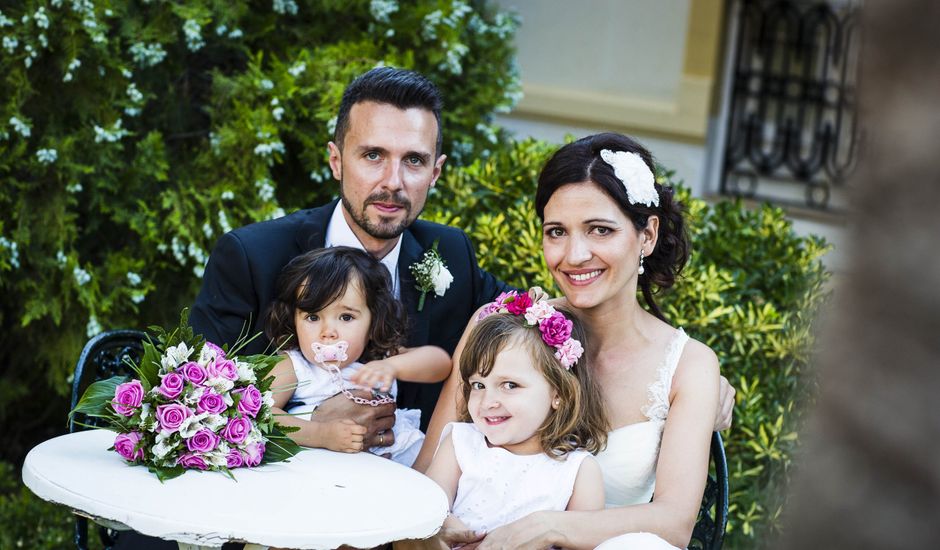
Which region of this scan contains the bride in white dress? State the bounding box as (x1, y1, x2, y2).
(416, 133, 723, 549)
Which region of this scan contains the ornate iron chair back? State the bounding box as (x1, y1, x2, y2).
(69, 330, 147, 550)
(689, 431, 730, 550)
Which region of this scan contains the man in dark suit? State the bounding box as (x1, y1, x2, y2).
(190, 66, 508, 444)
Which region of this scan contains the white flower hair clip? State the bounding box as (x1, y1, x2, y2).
(599, 149, 659, 207)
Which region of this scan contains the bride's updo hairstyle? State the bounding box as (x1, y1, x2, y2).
(535, 133, 690, 322)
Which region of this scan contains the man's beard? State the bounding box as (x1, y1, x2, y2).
(340, 188, 416, 240)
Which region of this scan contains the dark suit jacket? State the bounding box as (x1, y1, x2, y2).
(190, 199, 509, 426)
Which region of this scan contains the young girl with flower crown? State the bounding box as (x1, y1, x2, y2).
(423, 289, 609, 542)
(264, 246, 451, 466)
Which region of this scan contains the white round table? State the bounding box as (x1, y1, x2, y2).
(22, 429, 448, 549)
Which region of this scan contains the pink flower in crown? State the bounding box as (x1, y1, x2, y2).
(114, 432, 145, 462)
(505, 293, 532, 315)
(112, 380, 144, 416)
(181, 361, 208, 385)
(177, 453, 208, 470)
(234, 385, 263, 418)
(157, 372, 185, 400)
(477, 301, 503, 321)
(539, 312, 573, 347)
(554, 338, 584, 370)
(226, 448, 245, 469)
(524, 301, 556, 325)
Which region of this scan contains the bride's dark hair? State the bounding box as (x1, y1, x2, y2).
(534, 133, 690, 322)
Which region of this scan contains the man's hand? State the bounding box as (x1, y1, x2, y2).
(715, 375, 736, 431)
(315, 391, 396, 448)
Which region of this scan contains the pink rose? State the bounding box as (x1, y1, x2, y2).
(196, 391, 227, 414)
(202, 341, 226, 360)
(156, 403, 192, 433)
(539, 312, 573, 347)
(114, 432, 145, 462)
(221, 416, 252, 444)
(226, 448, 245, 469)
(112, 380, 144, 416)
(234, 385, 263, 418)
(177, 453, 208, 470)
(554, 338, 584, 370)
(157, 372, 185, 400)
(505, 292, 532, 315)
(244, 441, 265, 467)
(186, 428, 220, 453)
(181, 361, 207, 385)
(213, 358, 239, 381)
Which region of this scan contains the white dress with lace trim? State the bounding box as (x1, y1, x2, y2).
(593, 328, 689, 550)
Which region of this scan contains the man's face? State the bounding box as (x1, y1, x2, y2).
(328, 101, 446, 250)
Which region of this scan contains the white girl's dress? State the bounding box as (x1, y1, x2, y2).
(593, 328, 690, 550)
(285, 349, 424, 466)
(443, 422, 591, 533)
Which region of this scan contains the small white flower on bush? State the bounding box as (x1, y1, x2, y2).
(9, 116, 30, 137)
(86, 315, 102, 338)
(273, 0, 299, 15)
(73, 266, 91, 285)
(126, 271, 141, 286)
(36, 148, 57, 164)
(370, 0, 398, 23)
(183, 19, 204, 51)
(288, 61, 306, 77)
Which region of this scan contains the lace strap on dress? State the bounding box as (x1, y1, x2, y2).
(642, 328, 689, 422)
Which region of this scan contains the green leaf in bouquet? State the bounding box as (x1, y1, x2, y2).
(132, 338, 163, 390)
(260, 428, 303, 465)
(149, 465, 186, 483)
(69, 376, 127, 423)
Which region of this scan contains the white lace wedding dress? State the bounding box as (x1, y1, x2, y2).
(593, 328, 689, 550)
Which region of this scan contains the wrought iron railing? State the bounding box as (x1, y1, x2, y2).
(721, 0, 861, 212)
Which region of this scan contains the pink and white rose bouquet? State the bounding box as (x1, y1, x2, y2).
(70, 315, 300, 481)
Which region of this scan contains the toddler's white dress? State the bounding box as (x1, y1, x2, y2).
(444, 422, 591, 533)
(285, 349, 424, 466)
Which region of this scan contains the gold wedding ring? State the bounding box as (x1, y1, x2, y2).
(378, 432, 385, 446)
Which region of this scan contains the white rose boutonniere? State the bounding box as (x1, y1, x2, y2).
(410, 238, 453, 311)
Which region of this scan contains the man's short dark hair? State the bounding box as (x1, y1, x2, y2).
(334, 67, 444, 156)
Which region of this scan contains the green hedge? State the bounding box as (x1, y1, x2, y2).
(0, 2, 827, 548)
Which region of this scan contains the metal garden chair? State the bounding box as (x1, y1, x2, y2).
(689, 431, 730, 550)
(69, 329, 147, 550)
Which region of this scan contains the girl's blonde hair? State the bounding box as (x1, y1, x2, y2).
(459, 309, 609, 456)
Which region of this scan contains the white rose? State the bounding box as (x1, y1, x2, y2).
(431, 263, 453, 297)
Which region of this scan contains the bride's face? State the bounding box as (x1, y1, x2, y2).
(542, 181, 653, 311)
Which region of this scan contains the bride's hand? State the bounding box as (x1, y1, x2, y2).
(438, 515, 485, 549)
(475, 512, 557, 550)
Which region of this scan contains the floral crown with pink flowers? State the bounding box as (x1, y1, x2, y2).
(477, 289, 585, 370)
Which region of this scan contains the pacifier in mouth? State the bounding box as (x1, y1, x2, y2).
(311, 341, 349, 364)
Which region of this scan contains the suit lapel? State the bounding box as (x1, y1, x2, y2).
(399, 230, 431, 347)
(294, 199, 336, 252)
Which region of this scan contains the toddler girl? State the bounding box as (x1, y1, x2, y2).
(265, 246, 451, 466)
(425, 290, 610, 537)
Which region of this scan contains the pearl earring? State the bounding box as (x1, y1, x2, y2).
(638, 252, 645, 275)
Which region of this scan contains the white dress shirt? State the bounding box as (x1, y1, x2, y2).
(324, 201, 402, 298)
